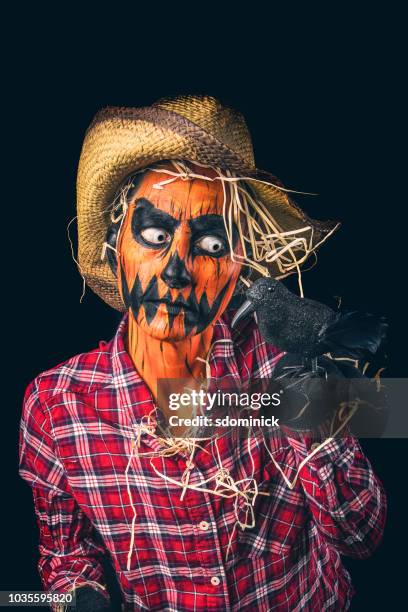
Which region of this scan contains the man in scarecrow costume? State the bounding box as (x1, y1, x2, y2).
(19, 96, 387, 611)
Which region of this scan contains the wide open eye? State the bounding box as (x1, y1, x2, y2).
(140, 227, 171, 246)
(195, 235, 226, 255)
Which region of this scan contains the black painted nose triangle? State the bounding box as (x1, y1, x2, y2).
(161, 252, 192, 289)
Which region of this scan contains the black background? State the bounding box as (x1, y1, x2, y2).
(3, 7, 406, 610)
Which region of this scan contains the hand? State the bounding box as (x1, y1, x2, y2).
(266, 353, 344, 432)
(263, 353, 388, 439)
(67, 586, 116, 611)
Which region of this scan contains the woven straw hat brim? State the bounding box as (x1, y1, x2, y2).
(77, 100, 339, 311)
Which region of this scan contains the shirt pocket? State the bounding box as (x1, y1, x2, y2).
(236, 465, 309, 559)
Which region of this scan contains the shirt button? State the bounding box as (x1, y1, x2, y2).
(311, 443, 321, 451)
(199, 521, 210, 531)
(210, 576, 221, 586)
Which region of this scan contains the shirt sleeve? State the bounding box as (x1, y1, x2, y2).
(19, 378, 109, 598)
(286, 434, 387, 559)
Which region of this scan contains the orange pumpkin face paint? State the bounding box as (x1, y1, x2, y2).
(117, 164, 243, 342)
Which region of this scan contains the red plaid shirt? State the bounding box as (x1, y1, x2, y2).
(19, 310, 386, 611)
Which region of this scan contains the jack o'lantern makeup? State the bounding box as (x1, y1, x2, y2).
(116, 165, 243, 341)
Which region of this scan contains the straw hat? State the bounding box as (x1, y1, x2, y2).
(77, 95, 339, 311)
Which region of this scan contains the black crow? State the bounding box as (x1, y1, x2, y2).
(231, 278, 387, 361)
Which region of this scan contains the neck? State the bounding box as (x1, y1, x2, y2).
(126, 310, 214, 417)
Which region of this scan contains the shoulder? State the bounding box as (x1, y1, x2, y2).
(23, 338, 114, 411)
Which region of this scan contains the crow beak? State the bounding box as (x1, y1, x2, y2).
(231, 299, 256, 328)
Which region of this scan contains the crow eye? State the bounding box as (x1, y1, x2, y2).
(195, 235, 226, 255)
(140, 227, 171, 246)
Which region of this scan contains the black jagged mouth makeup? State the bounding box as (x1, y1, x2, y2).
(143, 298, 196, 315)
(121, 270, 232, 334)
